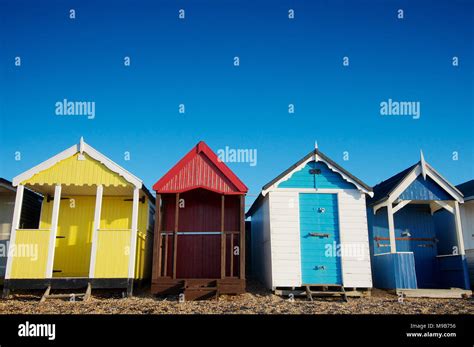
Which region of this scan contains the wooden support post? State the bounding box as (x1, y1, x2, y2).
(239, 195, 246, 279)
(221, 195, 226, 279)
(387, 203, 397, 254)
(128, 187, 140, 280)
(164, 208, 168, 278)
(230, 232, 234, 277)
(152, 194, 162, 279)
(454, 201, 466, 255)
(5, 184, 24, 280)
(89, 184, 103, 279)
(46, 185, 62, 278)
(172, 193, 179, 279)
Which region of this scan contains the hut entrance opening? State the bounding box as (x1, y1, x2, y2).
(160, 188, 240, 279)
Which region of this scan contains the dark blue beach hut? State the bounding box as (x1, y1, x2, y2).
(367, 153, 470, 292)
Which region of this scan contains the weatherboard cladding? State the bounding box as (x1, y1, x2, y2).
(248, 148, 372, 289)
(399, 176, 452, 201)
(158, 153, 238, 194)
(278, 161, 356, 189)
(153, 141, 248, 195)
(369, 164, 417, 205)
(22, 153, 130, 188)
(247, 148, 372, 217)
(261, 149, 372, 193)
(6, 141, 155, 283)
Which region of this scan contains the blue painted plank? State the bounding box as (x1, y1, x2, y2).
(399, 176, 452, 201)
(299, 193, 342, 285)
(279, 161, 356, 189)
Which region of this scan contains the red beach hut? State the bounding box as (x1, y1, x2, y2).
(151, 141, 248, 300)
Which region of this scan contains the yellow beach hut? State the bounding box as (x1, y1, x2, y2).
(3, 138, 154, 299)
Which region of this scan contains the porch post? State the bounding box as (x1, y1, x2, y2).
(220, 195, 226, 279)
(387, 202, 397, 253)
(46, 185, 62, 278)
(172, 193, 179, 279)
(453, 201, 466, 255)
(239, 194, 246, 279)
(128, 187, 139, 279)
(5, 184, 25, 279)
(152, 194, 162, 280)
(88, 184, 103, 278)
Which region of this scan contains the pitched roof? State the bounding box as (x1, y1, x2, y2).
(369, 164, 417, 204)
(261, 148, 372, 193)
(246, 148, 372, 217)
(457, 180, 474, 201)
(369, 160, 463, 205)
(13, 138, 143, 189)
(0, 178, 16, 192)
(153, 141, 248, 194)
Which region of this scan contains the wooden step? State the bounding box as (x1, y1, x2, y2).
(184, 288, 218, 301)
(184, 279, 217, 288)
(40, 283, 92, 303)
(305, 285, 348, 302)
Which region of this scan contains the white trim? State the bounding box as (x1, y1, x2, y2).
(5, 184, 25, 279)
(420, 150, 427, 180)
(336, 192, 345, 286)
(436, 254, 463, 258)
(432, 200, 454, 214)
(373, 200, 388, 214)
(425, 165, 463, 203)
(429, 202, 443, 215)
(13, 145, 77, 186)
(12, 139, 143, 189)
(387, 163, 463, 204)
(262, 154, 372, 197)
(387, 202, 396, 253)
(272, 188, 361, 194)
(128, 187, 139, 279)
(454, 201, 466, 255)
(374, 252, 414, 256)
(83, 142, 142, 188)
(88, 184, 103, 278)
(388, 166, 421, 203)
(46, 185, 61, 278)
(392, 200, 412, 214)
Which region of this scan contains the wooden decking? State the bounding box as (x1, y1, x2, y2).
(151, 278, 245, 300)
(275, 285, 372, 299)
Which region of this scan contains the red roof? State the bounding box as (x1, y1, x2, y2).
(153, 141, 248, 195)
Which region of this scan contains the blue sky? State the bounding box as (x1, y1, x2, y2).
(0, 0, 473, 207)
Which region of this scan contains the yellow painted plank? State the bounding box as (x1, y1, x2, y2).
(52, 197, 95, 277)
(32, 195, 152, 280)
(10, 229, 50, 278)
(94, 229, 131, 278)
(23, 153, 130, 187)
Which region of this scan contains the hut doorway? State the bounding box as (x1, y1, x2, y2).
(47, 196, 95, 278)
(299, 193, 342, 285)
(161, 189, 240, 279)
(392, 204, 439, 288)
